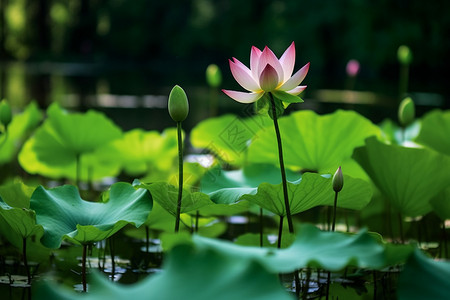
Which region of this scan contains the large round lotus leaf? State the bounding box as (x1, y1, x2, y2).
(242, 172, 372, 216)
(398, 249, 450, 300)
(138, 182, 211, 216)
(353, 136, 450, 217)
(0, 181, 43, 239)
(19, 140, 122, 181)
(415, 109, 450, 156)
(109, 128, 179, 176)
(193, 224, 385, 272)
(430, 187, 450, 221)
(137, 201, 226, 236)
(247, 110, 381, 173)
(190, 114, 272, 166)
(200, 164, 299, 215)
(30, 182, 152, 248)
(18, 103, 122, 180)
(0, 101, 42, 164)
(36, 244, 292, 300)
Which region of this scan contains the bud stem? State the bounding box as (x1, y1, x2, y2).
(269, 92, 294, 234)
(399, 64, 409, 101)
(332, 191, 339, 232)
(174, 121, 184, 233)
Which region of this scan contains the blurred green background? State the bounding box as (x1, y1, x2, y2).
(0, 0, 448, 128)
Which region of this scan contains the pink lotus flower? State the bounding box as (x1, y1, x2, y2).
(346, 59, 360, 77)
(222, 42, 310, 103)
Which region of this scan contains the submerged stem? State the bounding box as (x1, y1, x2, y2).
(175, 121, 184, 233)
(269, 93, 294, 234)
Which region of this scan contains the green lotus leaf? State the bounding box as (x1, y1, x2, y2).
(242, 172, 372, 216)
(415, 109, 450, 156)
(30, 182, 152, 248)
(201, 163, 300, 202)
(159, 217, 227, 250)
(18, 103, 122, 181)
(0, 101, 42, 164)
(109, 128, 179, 176)
(127, 202, 225, 237)
(138, 182, 211, 216)
(430, 187, 450, 221)
(234, 233, 275, 247)
(193, 223, 385, 272)
(247, 110, 381, 173)
(18, 141, 122, 181)
(36, 244, 292, 300)
(353, 136, 450, 217)
(190, 114, 272, 166)
(0, 181, 42, 239)
(398, 249, 450, 300)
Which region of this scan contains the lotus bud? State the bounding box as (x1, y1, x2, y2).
(168, 85, 189, 122)
(346, 59, 360, 77)
(0, 100, 12, 128)
(259, 64, 279, 92)
(397, 45, 412, 65)
(332, 166, 343, 193)
(398, 97, 415, 127)
(206, 64, 222, 88)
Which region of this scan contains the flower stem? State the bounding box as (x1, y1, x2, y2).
(269, 93, 294, 234)
(332, 191, 339, 232)
(174, 121, 184, 233)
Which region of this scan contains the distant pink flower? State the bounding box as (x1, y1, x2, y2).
(346, 59, 360, 77)
(222, 42, 310, 103)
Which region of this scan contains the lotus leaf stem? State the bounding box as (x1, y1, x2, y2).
(145, 226, 150, 253)
(22, 237, 31, 284)
(109, 237, 115, 279)
(259, 207, 263, 247)
(277, 216, 283, 249)
(76, 153, 81, 190)
(398, 213, 404, 243)
(82, 244, 87, 292)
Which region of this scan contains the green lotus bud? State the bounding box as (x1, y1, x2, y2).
(398, 97, 415, 127)
(168, 85, 189, 122)
(0, 100, 12, 128)
(332, 166, 343, 193)
(397, 45, 412, 65)
(206, 64, 222, 88)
